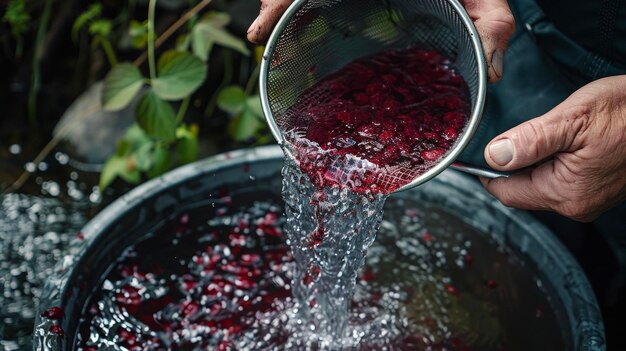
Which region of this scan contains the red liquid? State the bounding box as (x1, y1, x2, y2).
(76, 199, 293, 350)
(286, 48, 470, 194)
(68, 49, 486, 350)
(73, 197, 478, 350)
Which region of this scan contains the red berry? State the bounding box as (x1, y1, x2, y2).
(422, 232, 433, 242)
(443, 127, 458, 140)
(49, 324, 64, 336)
(421, 148, 446, 161)
(41, 306, 64, 320)
(444, 284, 460, 297)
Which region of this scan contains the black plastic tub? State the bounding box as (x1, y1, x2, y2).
(33, 146, 606, 350)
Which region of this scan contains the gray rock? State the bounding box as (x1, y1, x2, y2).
(53, 82, 138, 166)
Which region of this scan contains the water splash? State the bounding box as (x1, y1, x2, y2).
(281, 155, 386, 346)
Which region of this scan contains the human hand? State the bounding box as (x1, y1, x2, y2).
(461, 0, 515, 82)
(247, 0, 515, 82)
(247, 0, 293, 45)
(481, 75, 626, 222)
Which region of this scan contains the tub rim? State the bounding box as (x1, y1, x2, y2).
(33, 145, 606, 350)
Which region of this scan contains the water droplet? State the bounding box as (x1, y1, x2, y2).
(9, 144, 22, 155)
(24, 162, 36, 173)
(55, 152, 69, 165)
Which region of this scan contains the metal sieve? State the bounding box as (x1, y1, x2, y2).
(259, 0, 506, 192)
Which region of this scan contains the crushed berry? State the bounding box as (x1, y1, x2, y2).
(421, 232, 434, 242)
(444, 284, 460, 297)
(41, 306, 64, 320)
(49, 324, 64, 336)
(286, 47, 470, 194)
(78, 202, 293, 350)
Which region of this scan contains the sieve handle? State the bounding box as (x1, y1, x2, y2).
(450, 161, 510, 179)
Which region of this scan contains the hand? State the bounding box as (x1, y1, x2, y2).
(461, 0, 515, 82)
(481, 75, 626, 222)
(247, 0, 293, 44)
(247, 0, 515, 82)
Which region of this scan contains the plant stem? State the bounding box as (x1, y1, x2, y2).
(176, 96, 191, 124)
(27, 0, 54, 127)
(133, 0, 212, 67)
(147, 0, 157, 80)
(99, 36, 118, 66)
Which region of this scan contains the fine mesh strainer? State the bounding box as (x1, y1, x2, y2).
(259, 0, 507, 191)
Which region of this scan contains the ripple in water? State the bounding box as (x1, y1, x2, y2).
(0, 193, 89, 350)
(72, 192, 565, 350)
(42, 47, 564, 350)
(276, 47, 469, 347)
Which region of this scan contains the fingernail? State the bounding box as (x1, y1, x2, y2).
(491, 48, 504, 78)
(247, 17, 259, 34)
(489, 139, 513, 165)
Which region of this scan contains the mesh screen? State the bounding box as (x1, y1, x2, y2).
(266, 0, 480, 131)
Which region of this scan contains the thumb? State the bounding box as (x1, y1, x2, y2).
(247, 0, 294, 44)
(484, 107, 586, 171)
(462, 0, 515, 82)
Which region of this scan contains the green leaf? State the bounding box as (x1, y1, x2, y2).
(3, 0, 30, 37)
(89, 19, 112, 37)
(176, 125, 199, 164)
(152, 50, 207, 100)
(102, 63, 145, 111)
(200, 11, 231, 27)
(132, 143, 154, 171)
(191, 26, 214, 61)
(217, 86, 246, 115)
(246, 95, 264, 118)
(99, 154, 140, 190)
(192, 19, 250, 60)
(72, 3, 102, 41)
(129, 20, 148, 49)
(116, 139, 131, 157)
(135, 89, 177, 141)
(255, 46, 265, 64)
(176, 33, 191, 51)
(147, 144, 171, 178)
(228, 107, 262, 142)
(123, 124, 153, 149)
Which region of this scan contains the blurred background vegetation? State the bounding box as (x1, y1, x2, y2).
(0, 0, 268, 195)
(0, 2, 271, 347)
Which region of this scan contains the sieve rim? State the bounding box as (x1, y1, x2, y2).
(259, 0, 487, 192)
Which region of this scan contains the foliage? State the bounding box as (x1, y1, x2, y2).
(73, 3, 117, 65)
(151, 50, 207, 100)
(94, 0, 264, 190)
(72, 3, 103, 40)
(99, 123, 199, 189)
(129, 20, 149, 49)
(102, 63, 144, 110)
(192, 12, 250, 61)
(1, 0, 29, 61)
(2, 0, 30, 40)
(217, 86, 264, 142)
